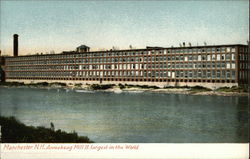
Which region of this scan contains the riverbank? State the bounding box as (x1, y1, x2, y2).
(0, 82, 248, 96)
(0, 116, 93, 143)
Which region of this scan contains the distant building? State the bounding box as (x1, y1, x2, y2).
(2, 44, 249, 88)
(0, 56, 5, 82)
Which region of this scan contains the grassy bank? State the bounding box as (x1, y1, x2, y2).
(0, 81, 66, 88)
(118, 83, 160, 89)
(90, 84, 115, 90)
(216, 86, 248, 93)
(0, 116, 93, 143)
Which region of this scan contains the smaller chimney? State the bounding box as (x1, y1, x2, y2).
(13, 34, 19, 57)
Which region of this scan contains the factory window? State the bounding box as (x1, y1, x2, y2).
(231, 62, 235, 69)
(156, 71, 159, 77)
(231, 47, 236, 52)
(182, 71, 187, 78)
(207, 70, 211, 78)
(217, 70, 221, 78)
(163, 50, 167, 54)
(212, 55, 216, 61)
(207, 55, 211, 61)
(244, 54, 248, 60)
(184, 56, 188, 61)
(232, 53, 235, 60)
(221, 62, 225, 68)
(216, 54, 220, 61)
(197, 63, 201, 68)
(232, 71, 235, 79)
(202, 70, 206, 78)
(226, 70, 231, 78)
(212, 70, 216, 78)
(164, 64, 167, 69)
(212, 62, 216, 68)
(198, 71, 202, 78)
(212, 48, 216, 53)
(176, 63, 179, 68)
(217, 62, 221, 68)
(226, 54, 231, 60)
(221, 54, 225, 60)
(207, 62, 211, 68)
(198, 55, 201, 61)
(221, 70, 226, 78)
(202, 63, 206, 68)
(221, 47, 226, 53)
(180, 63, 183, 69)
(192, 71, 197, 78)
(172, 64, 175, 68)
(189, 71, 193, 78)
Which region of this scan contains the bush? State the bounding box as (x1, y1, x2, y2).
(118, 83, 125, 89)
(164, 85, 190, 89)
(0, 116, 93, 143)
(90, 84, 115, 90)
(50, 82, 67, 87)
(74, 83, 82, 87)
(28, 82, 49, 87)
(0, 82, 25, 86)
(216, 86, 248, 93)
(123, 84, 159, 89)
(139, 85, 159, 89)
(191, 86, 212, 91)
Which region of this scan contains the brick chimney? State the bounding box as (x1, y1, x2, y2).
(13, 34, 18, 57)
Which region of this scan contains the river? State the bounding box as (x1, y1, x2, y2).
(0, 87, 248, 143)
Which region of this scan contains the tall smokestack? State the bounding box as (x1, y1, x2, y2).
(13, 34, 18, 57)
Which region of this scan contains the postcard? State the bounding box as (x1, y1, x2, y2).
(0, 1, 249, 159)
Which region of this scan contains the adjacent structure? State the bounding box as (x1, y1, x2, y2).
(13, 34, 19, 57)
(3, 42, 249, 88)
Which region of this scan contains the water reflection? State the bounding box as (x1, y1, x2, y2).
(236, 96, 249, 142)
(0, 87, 248, 143)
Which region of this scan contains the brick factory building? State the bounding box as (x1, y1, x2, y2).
(2, 36, 249, 89)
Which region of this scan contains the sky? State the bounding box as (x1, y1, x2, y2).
(0, 0, 249, 56)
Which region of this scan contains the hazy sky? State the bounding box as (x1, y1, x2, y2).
(0, 0, 249, 56)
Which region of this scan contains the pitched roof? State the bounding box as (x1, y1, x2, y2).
(77, 45, 90, 49)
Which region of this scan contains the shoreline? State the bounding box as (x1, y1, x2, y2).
(0, 116, 93, 143)
(0, 82, 248, 96)
(102, 88, 249, 96)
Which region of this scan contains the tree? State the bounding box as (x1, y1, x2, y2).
(50, 122, 55, 131)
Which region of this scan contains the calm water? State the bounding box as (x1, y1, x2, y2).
(0, 87, 248, 143)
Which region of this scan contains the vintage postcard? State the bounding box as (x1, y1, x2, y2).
(0, 0, 249, 158)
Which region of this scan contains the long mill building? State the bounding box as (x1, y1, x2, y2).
(2, 34, 249, 88)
